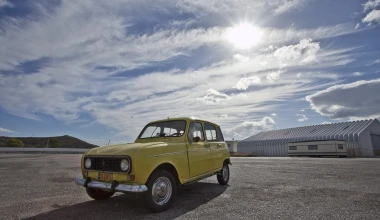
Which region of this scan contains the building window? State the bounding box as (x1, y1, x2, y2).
(338, 144, 344, 149)
(289, 146, 297, 150)
(308, 145, 318, 150)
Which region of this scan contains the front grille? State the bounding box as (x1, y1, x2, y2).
(85, 157, 128, 172)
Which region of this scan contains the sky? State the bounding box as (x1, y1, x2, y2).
(0, 0, 379, 146)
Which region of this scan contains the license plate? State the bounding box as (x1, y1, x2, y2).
(98, 172, 113, 181)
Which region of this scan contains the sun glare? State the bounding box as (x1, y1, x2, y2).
(226, 23, 262, 49)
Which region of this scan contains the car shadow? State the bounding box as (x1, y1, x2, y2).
(26, 182, 228, 220)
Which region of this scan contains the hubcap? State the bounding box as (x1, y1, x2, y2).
(152, 177, 172, 205)
(223, 165, 229, 181)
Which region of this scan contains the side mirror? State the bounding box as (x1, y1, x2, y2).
(193, 136, 201, 142)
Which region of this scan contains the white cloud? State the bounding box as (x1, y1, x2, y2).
(296, 73, 302, 78)
(306, 79, 380, 119)
(271, 113, 277, 117)
(353, 72, 363, 76)
(221, 114, 228, 118)
(355, 23, 361, 29)
(362, 10, 380, 24)
(321, 121, 332, 125)
(234, 76, 261, 90)
(267, 71, 282, 82)
(0, 127, 15, 133)
(274, 0, 308, 14)
(273, 38, 320, 63)
(198, 89, 230, 104)
(297, 114, 308, 122)
(363, 0, 380, 12)
(233, 54, 250, 62)
(0, 0, 11, 8)
(228, 117, 276, 138)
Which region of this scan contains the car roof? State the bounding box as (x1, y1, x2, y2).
(149, 117, 219, 126)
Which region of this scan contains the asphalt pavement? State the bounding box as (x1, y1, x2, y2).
(0, 154, 380, 220)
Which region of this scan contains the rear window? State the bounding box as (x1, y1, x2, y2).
(289, 146, 297, 150)
(308, 145, 318, 150)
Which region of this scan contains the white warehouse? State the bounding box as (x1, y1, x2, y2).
(237, 119, 380, 157)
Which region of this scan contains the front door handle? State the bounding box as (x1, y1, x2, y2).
(217, 143, 222, 147)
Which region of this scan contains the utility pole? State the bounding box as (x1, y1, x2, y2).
(46, 138, 50, 148)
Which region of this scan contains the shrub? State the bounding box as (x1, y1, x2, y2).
(7, 138, 24, 147)
(50, 138, 61, 148)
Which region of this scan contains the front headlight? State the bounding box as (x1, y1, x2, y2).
(120, 158, 130, 172)
(85, 158, 91, 169)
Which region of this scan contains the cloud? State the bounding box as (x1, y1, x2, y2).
(274, 0, 308, 15)
(233, 76, 261, 90)
(233, 54, 250, 62)
(355, 23, 361, 29)
(273, 38, 320, 63)
(228, 117, 276, 138)
(198, 89, 230, 104)
(221, 114, 228, 118)
(321, 121, 332, 125)
(353, 72, 363, 76)
(0, 127, 15, 133)
(267, 70, 282, 82)
(271, 113, 277, 117)
(363, 0, 380, 12)
(0, 0, 11, 8)
(362, 10, 380, 24)
(306, 79, 380, 119)
(297, 114, 308, 122)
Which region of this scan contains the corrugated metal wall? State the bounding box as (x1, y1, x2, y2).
(237, 120, 377, 157)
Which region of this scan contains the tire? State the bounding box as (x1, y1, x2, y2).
(217, 163, 230, 185)
(145, 169, 177, 212)
(86, 187, 115, 200)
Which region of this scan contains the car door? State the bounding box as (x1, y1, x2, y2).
(187, 121, 212, 178)
(204, 123, 225, 170)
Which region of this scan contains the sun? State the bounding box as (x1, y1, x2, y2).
(226, 23, 262, 49)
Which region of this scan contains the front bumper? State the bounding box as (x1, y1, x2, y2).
(75, 178, 148, 193)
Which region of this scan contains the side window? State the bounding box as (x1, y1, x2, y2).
(204, 123, 218, 141)
(188, 122, 205, 141)
(216, 127, 224, 141)
(308, 145, 318, 150)
(289, 146, 297, 150)
(338, 144, 344, 149)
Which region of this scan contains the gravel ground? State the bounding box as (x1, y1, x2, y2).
(0, 154, 379, 220)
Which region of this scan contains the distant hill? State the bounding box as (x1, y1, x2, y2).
(0, 135, 98, 149)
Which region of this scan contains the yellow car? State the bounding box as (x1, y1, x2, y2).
(75, 117, 231, 212)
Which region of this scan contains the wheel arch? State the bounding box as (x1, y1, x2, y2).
(146, 162, 181, 186)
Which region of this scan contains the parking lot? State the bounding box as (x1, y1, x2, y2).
(0, 154, 380, 220)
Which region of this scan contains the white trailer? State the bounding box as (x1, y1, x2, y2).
(287, 140, 347, 157)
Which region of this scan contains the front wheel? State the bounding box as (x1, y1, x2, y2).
(217, 163, 230, 185)
(86, 187, 115, 200)
(145, 170, 177, 212)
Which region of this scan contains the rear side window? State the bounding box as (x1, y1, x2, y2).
(216, 127, 224, 141)
(289, 146, 297, 150)
(308, 145, 318, 150)
(188, 122, 205, 141)
(204, 123, 217, 141)
(338, 144, 344, 149)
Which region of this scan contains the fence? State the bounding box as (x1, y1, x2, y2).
(0, 148, 89, 154)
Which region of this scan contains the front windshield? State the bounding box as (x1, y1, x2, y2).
(139, 120, 186, 138)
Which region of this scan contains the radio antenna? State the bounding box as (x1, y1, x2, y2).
(167, 113, 179, 119)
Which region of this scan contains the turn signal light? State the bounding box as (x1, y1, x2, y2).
(127, 175, 135, 181)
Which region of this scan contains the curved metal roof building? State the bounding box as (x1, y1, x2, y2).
(238, 119, 380, 157)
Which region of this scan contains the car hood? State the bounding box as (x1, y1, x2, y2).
(85, 142, 164, 157)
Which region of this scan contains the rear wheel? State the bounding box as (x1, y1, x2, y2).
(86, 187, 115, 200)
(217, 163, 230, 185)
(145, 169, 176, 212)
